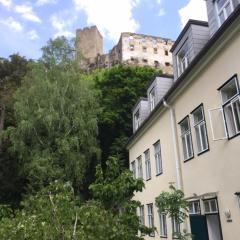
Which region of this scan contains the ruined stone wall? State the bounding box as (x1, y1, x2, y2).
(75, 26, 103, 64)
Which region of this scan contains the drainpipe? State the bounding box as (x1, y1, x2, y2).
(163, 100, 183, 190)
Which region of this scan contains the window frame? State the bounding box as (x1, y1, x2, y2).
(218, 75, 240, 140)
(153, 140, 163, 176)
(203, 198, 219, 215)
(171, 217, 180, 239)
(215, 0, 234, 26)
(179, 116, 194, 162)
(139, 205, 145, 236)
(149, 87, 155, 112)
(131, 160, 136, 179)
(177, 39, 189, 76)
(188, 201, 201, 215)
(159, 212, 167, 237)
(144, 149, 151, 180)
(191, 104, 209, 155)
(147, 203, 155, 237)
(137, 155, 143, 179)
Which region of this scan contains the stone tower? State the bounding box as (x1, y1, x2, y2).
(75, 26, 103, 65)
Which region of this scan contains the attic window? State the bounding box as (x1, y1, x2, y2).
(216, 0, 234, 26)
(134, 110, 140, 131)
(149, 87, 155, 111)
(177, 40, 189, 76)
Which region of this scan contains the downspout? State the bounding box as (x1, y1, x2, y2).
(163, 100, 183, 191)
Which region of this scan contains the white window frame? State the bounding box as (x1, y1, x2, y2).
(159, 212, 167, 237)
(139, 205, 145, 226)
(149, 87, 155, 112)
(172, 217, 180, 238)
(154, 140, 162, 175)
(203, 199, 219, 214)
(134, 110, 140, 131)
(192, 105, 209, 154)
(219, 75, 240, 139)
(147, 203, 155, 236)
(188, 201, 201, 215)
(179, 117, 194, 161)
(137, 155, 143, 179)
(131, 160, 136, 179)
(177, 40, 189, 76)
(215, 0, 234, 26)
(145, 149, 151, 180)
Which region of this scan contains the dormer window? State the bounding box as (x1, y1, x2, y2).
(177, 40, 189, 76)
(216, 0, 234, 26)
(149, 87, 155, 111)
(134, 110, 140, 130)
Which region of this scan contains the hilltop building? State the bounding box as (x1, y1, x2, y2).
(75, 26, 174, 74)
(127, 0, 240, 240)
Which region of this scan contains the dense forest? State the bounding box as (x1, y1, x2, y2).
(0, 37, 159, 239)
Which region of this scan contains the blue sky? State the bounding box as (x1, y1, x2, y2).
(0, 0, 208, 60)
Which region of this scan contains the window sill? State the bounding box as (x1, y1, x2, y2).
(183, 156, 194, 163)
(160, 235, 168, 238)
(156, 172, 163, 177)
(197, 148, 209, 156)
(146, 177, 152, 181)
(228, 132, 240, 140)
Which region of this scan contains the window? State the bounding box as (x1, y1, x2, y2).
(172, 217, 180, 238)
(216, 0, 234, 25)
(180, 117, 194, 161)
(149, 87, 155, 112)
(177, 41, 189, 76)
(137, 156, 143, 179)
(142, 46, 147, 52)
(204, 199, 218, 214)
(130, 44, 134, 51)
(192, 105, 209, 154)
(134, 110, 140, 131)
(142, 58, 148, 64)
(188, 201, 201, 215)
(165, 62, 170, 67)
(219, 75, 240, 138)
(235, 192, 240, 208)
(139, 205, 145, 225)
(131, 161, 136, 179)
(165, 50, 169, 56)
(159, 212, 167, 237)
(145, 149, 151, 180)
(154, 48, 158, 54)
(154, 141, 162, 175)
(154, 60, 159, 68)
(147, 204, 155, 236)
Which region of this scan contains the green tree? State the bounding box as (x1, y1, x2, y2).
(155, 184, 192, 240)
(0, 54, 29, 206)
(93, 65, 160, 166)
(3, 37, 100, 195)
(0, 158, 150, 240)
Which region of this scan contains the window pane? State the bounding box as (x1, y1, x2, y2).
(186, 133, 193, 158)
(182, 136, 188, 160)
(200, 123, 208, 151)
(220, 78, 238, 103)
(217, 0, 227, 10)
(154, 141, 162, 174)
(204, 201, 210, 213)
(193, 107, 204, 125)
(224, 103, 237, 137)
(210, 200, 218, 212)
(180, 118, 190, 134)
(195, 125, 202, 152)
(225, 2, 232, 17)
(219, 11, 225, 24)
(232, 98, 240, 133)
(159, 213, 167, 236)
(137, 156, 143, 179)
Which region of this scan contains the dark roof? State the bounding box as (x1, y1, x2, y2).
(146, 74, 173, 90)
(170, 20, 209, 53)
(126, 5, 240, 149)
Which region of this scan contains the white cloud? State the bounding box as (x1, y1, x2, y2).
(0, 0, 12, 9)
(179, 0, 208, 28)
(50, 15, 74, 38)
(0, 17, 23, 32)
(36, 0, 57, 7)
(73, 0, 140, 42)
(15, 4, 41, 23)
(158, 8, 165, 16)
(27, 29, 39, 40)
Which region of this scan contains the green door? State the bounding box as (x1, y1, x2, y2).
(190, 215, 209, 240)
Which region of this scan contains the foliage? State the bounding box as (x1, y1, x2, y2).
(0, 54, 30, 206)
(155, 184, 192, 240)
(92, 64, 160, 165)
(3, 38, 100, 195)
(0, 158, 150, 240)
